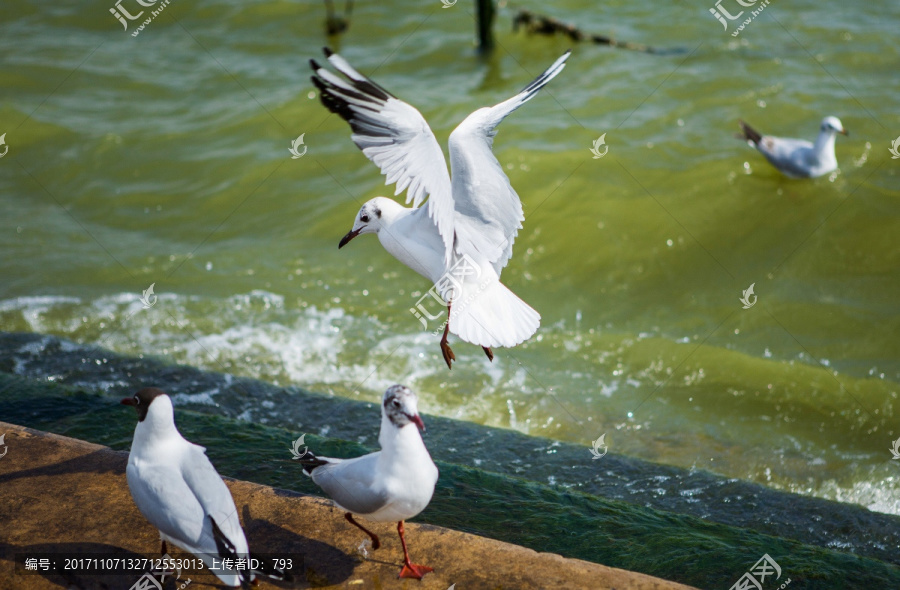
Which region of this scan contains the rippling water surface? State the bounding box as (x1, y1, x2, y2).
(1, 0, 899, 516)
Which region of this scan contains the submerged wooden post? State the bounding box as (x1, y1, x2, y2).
(475, 0, 495, 52)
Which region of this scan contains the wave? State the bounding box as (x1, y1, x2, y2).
(1, 291, 898, 517)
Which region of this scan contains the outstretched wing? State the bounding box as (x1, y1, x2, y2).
(447, 51, 570, 273)
(311, 48, 455, 261)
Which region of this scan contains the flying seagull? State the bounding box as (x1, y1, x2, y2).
(737, 116, 847, 178)
(311, 47, 570, 368)
(298, 385, 439, 579)
(122, 388, 254, 588)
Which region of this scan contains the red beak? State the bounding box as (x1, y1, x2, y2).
(409, 414, 425, 432)
(120, 397, 137, 406)
(338, 228, 361, 249)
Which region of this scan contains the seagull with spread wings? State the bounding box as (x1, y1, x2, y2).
(311, 48, 570, 368)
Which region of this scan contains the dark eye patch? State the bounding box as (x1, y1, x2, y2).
(361, 215, 370, 223)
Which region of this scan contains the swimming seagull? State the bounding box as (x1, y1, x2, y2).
(298, 385, 439, 580)
(122, 388, 254, 588)
(311, 47, 570, 368)
(737, 116, 848, 178)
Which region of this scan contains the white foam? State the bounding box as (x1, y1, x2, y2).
(810, 477, 900, 516)
(170, 391, 219, 406)
(0, 295, 81, 312)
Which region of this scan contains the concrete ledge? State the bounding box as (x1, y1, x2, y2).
(0, 422, 697, 589)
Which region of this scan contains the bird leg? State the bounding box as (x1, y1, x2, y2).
(152, 539, 174, 582)
(482, 346, 493, 362)
(440, 305, 456, 369)
(396, 521, 433, 579)
(345, 512, 380, 550)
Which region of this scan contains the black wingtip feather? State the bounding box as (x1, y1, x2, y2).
(323, 47, 334, 57)
(210, 516, 252, 588)
(312, 76, 355, 121)
(518, 52, 569, 96)
(320, 92, 356, 121)
(310, 58, 322, 71)
(309, 51, 401, 133)
(738, 119, 762, 144)
(296, 450, 329, 475)
(353, 78, 393, 102)
(310, 65, 396, 129)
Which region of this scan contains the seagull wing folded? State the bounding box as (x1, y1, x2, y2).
(758, 137, 814, 178)
(180, 444, 253, 585)
(310, 453, 391, 516)
(127, 460, 206, 548)
(311, 49, 455, 263)
(447, 51, 570, 273)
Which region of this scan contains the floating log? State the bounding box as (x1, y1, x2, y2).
(513, 8, 658, 53)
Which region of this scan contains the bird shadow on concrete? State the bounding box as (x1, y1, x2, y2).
(244, 500, 420, 581)
(241, 504, 358, 588)
(0, 541, 197, 589)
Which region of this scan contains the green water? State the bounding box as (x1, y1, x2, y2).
(2, 0, 899, 520)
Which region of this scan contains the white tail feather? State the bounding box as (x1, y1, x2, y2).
(449, 281, 540, 348)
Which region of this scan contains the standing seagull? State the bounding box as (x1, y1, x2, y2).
(312, 48, 570, 368)
(737, 116, 848, 178)
(299, 385, 439, 580)
(122, 388, 253, 588)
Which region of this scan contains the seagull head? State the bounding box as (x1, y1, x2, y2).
(382, 384, 425, 431)
(820, 116, 848, 136)
(339, 198, 390, 249)
(121, 387, 170, 422)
